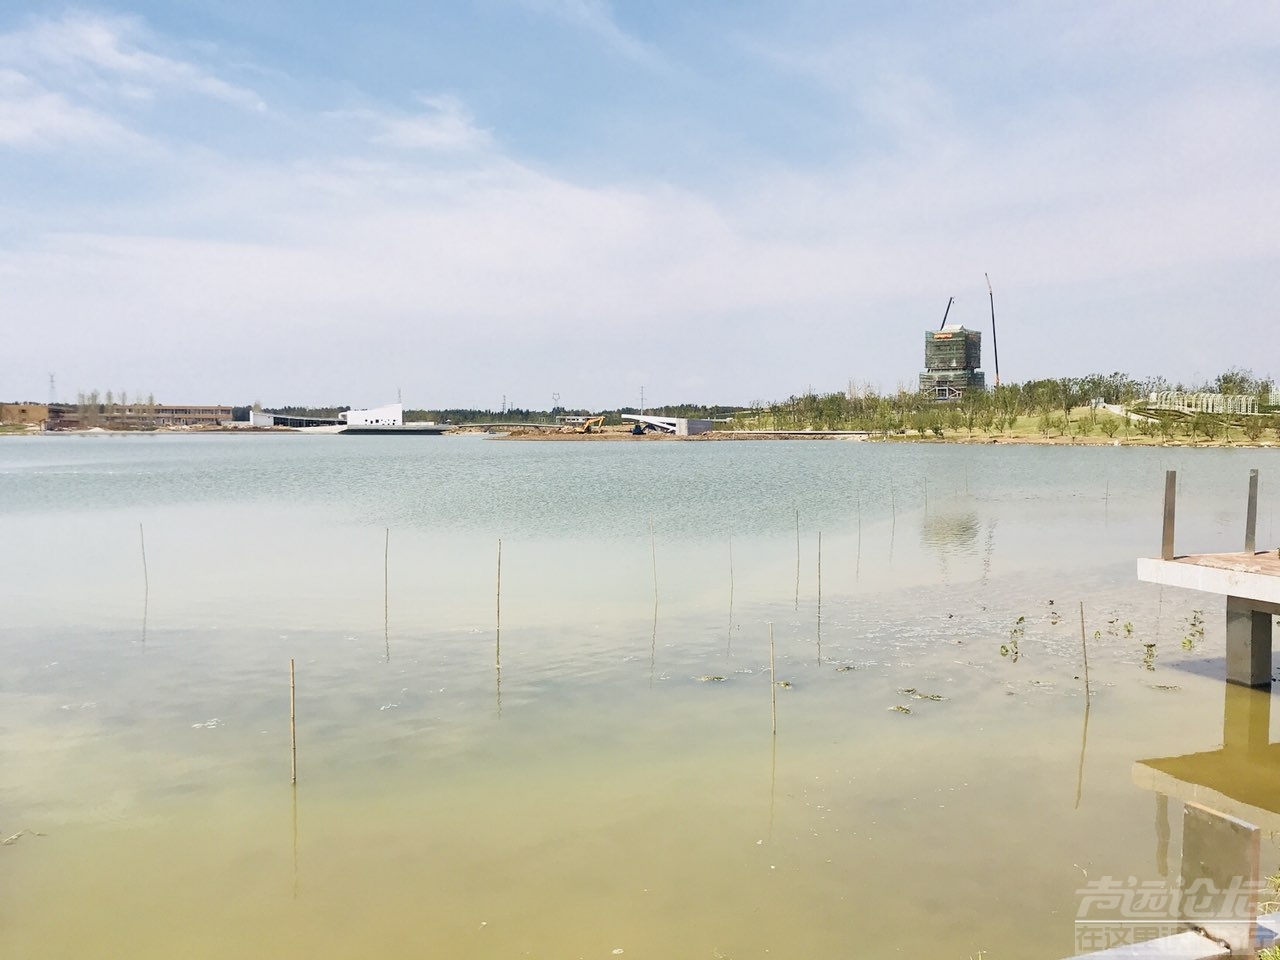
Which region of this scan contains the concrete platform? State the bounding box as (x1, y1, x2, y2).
(1137, 552, 1280, 612)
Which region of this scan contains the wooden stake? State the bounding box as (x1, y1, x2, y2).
(794, 508, 800, 611)
(139, 522, 149, 596)
(384, 528, 390, 662)
(1078, 601, 1091, 697)
(650, 519, 658, 606)
(816, 531, 822, 665)
(289, 659, 297, 785)
(769, 623, 777, 736)
(1245, 468, 1259, 553)
(1075, 606, 1091, 810)
(727, 536, 735, 655)
(496, 539, 502, 668)
(856, 490, 862, 581)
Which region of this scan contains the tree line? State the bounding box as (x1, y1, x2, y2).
(742, 368, 1276, 439)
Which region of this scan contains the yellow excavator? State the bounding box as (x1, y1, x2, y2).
(575, 416, 605, 434)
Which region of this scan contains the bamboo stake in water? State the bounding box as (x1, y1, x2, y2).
(727, 536, 735, 655)
(794, 508, 801, 611)
(139, 522, 149, 597)
(138, 522, 149, 645)
(769, 623, 777, 736)
(289, 659, 297, 785)
(856, 490, 862, 581)
(816, 531, 822, 665)
(889, 482, 897, 563)
(496, 539, 502, 669)
(650, 519, 658, 605)
(1078, 601, 1091, 697)
(1075, 603, 1091, 809)
(383, 528, 390, 662)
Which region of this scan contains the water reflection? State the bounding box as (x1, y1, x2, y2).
(920, 510, 985, 579)
(920, 511, 981, 550)
(1135, 683, 1280, 862)
(291, 783, 299, 899)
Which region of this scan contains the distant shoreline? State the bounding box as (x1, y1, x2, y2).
(3, 423, 1277, 449)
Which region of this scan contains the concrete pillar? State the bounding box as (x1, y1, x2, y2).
(1225, 596, 1273, 688)
(1180, 802, 1260, 953)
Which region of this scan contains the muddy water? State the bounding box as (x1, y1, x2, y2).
(0, 435, 1276, 958)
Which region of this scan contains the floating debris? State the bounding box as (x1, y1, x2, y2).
(1150, 684, 1181, 692)
(1, 828, 46, 846)
(697, 675, 727, 683)
(888, 705, 912, 715)
(191, 718, 221, 729)
(835, 665, 856, 673)
(910, 692, 948, 702)
(775, 680, 792, 689)
(1001, 616, 1026, 661)
(1182, 609, 1205, 650)
(898, 687, 917, 695)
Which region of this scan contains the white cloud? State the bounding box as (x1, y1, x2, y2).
(0, 69, 132, 146)
(521, 0, 659, 66)
(345, 94, 493, 152)
(0, 12, 265, 114)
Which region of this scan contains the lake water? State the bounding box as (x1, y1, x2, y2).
(1, 434, 1277, 958)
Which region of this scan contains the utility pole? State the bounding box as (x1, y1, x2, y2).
(48, 372, 56, 406)
(640, 385, 645, 416)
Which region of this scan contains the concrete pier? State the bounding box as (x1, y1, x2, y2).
(1136, 553, 1280, 687)
(1136, 469, 1279, 688)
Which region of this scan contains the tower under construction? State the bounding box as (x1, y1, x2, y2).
(919, 325, 986, 401)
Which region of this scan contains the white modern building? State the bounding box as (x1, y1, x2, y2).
(339, 402, 403, 426)
(249, 401, 406, 429)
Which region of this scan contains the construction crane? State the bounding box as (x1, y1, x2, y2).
(986, 273, 1000, 387)
(938, 296, 954, 330)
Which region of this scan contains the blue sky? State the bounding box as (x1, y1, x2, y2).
(2, 2, 1278, 409)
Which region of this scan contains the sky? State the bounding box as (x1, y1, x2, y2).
(2, 1, 1278, 410)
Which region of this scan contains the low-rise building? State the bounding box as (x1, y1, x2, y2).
(0, 403, 49, 425)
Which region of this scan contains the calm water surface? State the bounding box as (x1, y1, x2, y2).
(1, 435, 1277, 958)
